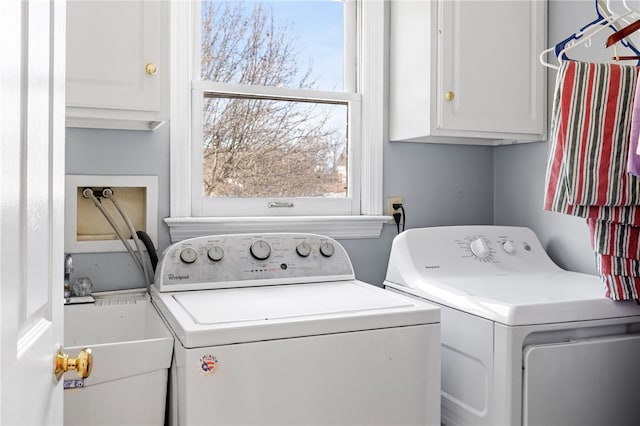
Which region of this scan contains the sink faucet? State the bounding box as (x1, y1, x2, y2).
(64, 254, 73, 298)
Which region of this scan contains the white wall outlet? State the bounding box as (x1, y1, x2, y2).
(387, 196, 403, 224)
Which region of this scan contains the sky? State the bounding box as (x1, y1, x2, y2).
(238, 0, 345, 91)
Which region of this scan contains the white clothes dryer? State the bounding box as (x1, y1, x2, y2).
(152, 233, 441, 426)
(384, 226, 640, 426)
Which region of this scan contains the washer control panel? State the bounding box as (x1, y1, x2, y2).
(155, 233, 354, 292)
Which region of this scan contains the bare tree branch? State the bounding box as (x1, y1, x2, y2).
(200, 0, 346, 198)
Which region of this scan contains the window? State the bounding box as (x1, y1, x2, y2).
(168, 0, 386, 239)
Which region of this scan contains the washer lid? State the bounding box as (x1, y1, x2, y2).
(385, 270, 640, 326)
(151, 281, 439, 348)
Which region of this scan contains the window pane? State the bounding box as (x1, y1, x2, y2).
(200, 0, 345, 91)
(202, 95, 348, 198)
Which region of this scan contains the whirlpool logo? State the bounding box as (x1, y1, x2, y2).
(168, 273, 190, 281)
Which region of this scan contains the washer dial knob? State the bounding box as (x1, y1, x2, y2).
(296, 242, 311, 257)
(469, 238, 491, 259)
(179, 247, 198, 264)
(319, 241, 335, 257)
(250, 240, 271, 260)
(207, 245, 224, 261)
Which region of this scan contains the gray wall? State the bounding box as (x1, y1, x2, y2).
(66, 125, 172, 291)
(493, 142, 596, 273)
(362, 141, 494, 284)
(66, 126, 494, 291)
(71, 0, 607, 291)
(493, 0, 635, 275)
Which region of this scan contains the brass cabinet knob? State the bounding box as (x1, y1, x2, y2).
(145, 63, 158, 75)
(54, 347, 93, 380)
(444, 91, 455, 102)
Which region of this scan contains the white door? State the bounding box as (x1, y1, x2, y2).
(0, 0, 66, 424)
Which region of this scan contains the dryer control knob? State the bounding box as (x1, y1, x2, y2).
(502, 241, 516, 255)
(469, 238, 490, 259)
(179, 247, 198, 264)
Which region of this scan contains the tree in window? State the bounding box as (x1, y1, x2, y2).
(200, 0, 347, 198)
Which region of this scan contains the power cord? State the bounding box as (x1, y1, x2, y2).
(393, 212, 402, 234)
(392, 202, 406, 234)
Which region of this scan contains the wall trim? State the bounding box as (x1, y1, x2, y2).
(165, 215, 391, 242)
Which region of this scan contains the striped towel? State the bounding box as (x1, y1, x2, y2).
(587, 218, 640, 259)
(599, 275, 640, 300)
(587, 218, 640, 299)
(545, 60, 640, 211)
(594, 254, 640, 277)
(545, 60, 640, 301)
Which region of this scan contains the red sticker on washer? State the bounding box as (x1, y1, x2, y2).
(198, 354, 218, 376)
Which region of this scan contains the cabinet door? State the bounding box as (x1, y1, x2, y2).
(66, 0, 163, 114)
(438, 0, 545, 136)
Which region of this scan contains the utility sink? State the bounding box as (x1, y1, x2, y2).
(63, 289, 173, 426)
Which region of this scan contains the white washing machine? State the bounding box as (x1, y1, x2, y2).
(384, 225, 640, 426)
(151, 233, 441, 426)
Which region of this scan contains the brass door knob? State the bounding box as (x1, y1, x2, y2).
(54, 347, 93, 380)
(145, 63, 158, 75)
(444, 91, 455, 102)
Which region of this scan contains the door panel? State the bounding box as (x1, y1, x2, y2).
(523, 334, 640, 426)
(0, 0, 66, 424)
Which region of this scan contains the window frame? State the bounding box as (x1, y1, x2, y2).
(167, 0, 388, 241)
(192, 82, 361, 217)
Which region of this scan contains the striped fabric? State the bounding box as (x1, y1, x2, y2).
(544, 59, 571, 214)
(544, 60, 640, 223)
(590, 222, 640, 299)
(594, 254, 640, 277)
(587, 218, 640, 259)
(599, 275, 640, 300)
(545, 60, 640, 301)
(545, 60, 640, 210)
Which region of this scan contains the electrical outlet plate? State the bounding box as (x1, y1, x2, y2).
(387, 196, 403, 223)
(65, 175, 158, 253)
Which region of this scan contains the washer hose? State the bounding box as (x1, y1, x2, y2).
(102, 189, 151, 287)
(136, 230, 158, 273)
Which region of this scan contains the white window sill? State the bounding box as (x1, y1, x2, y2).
(164, 216, 392, 242)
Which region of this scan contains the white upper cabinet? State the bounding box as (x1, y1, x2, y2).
(389, 0, 547, 145)
(66, 0, 168, 131)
